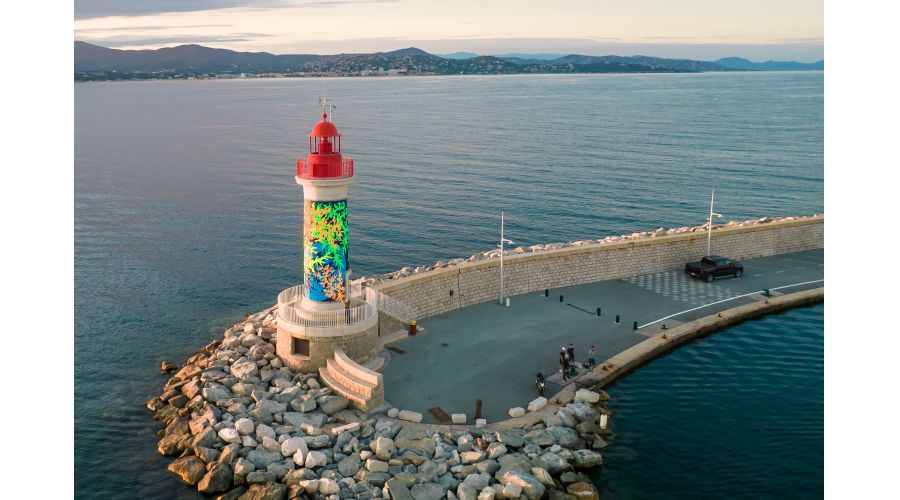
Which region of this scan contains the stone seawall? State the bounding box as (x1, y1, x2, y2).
(372, 215, 824, 320)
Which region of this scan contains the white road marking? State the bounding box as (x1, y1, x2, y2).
(638, 279, 824, 329)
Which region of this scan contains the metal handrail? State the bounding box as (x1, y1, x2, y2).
(296, 156, 354, 179)
(367, 287, 418, 322)
(277, 285, 375, 328)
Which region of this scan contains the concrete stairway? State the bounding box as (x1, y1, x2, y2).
(319, 348, 384, 412)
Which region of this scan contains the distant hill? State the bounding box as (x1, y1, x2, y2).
(714, 57, 824, 71)
(77, 42, 825, 81)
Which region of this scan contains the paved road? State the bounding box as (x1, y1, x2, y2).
(381, 249, 823, 423)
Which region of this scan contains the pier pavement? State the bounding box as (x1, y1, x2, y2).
(381, 249, 823, 423)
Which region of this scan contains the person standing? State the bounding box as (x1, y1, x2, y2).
(560, 347, 570, 381)
(567, 343, 575, 366)
(588, 345, 597, 368)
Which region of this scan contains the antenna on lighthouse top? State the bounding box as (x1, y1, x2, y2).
(318, 80, 336, 122)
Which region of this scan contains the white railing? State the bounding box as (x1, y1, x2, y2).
(277, 285, 376, 328)
(366, 287, 418, 322)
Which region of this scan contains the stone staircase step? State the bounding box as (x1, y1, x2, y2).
(318, 367, 368, 405)
(326, 358, 377, 397)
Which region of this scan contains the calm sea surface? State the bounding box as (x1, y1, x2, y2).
(595, 304, 824, 499)
(75, 72, 823, 498)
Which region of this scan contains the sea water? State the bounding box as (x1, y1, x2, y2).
(75, 72, 823, 498)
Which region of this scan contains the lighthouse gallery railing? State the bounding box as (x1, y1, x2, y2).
(296, 156, 354, 179)
(276, 285, 375, 328)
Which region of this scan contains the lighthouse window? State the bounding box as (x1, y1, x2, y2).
(292, 337, 310, 357)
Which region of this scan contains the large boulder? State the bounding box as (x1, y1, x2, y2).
(235, 417, 255, 436)
(246, 449, 283, 469)
(304, 450, 328, 469)
(486, 443, 507, 460)
(281, 436, 308, 458)
(157, 433, 187, 456)
(282, 412, 327, 428)
(398, 410, 424, 423)
(366, 459, 390, 473)
(318, 395, 350, 415)
(496, 471, 545, 500)
(572, 449, 603, 468)
(192, 426, 219, 449)
(338, 454, 361, 476)
(197, 462, 232, 494)
(242, 482, 287, 500)
(386, 478, 415, 500)
(523, 429, 554, 447)
(537, 452, 569, 475)
(530, 467, 555, 488)
(255, 423, 276, 442)
(318, 478, 340, 495)
(290, 395, 316, 413)
(218, 428, 241, 444)
(395, 428, 435, 457)
(566, 481, 600, 499)
(495, 454, 533, 477)
(201, 384, 232, 402)
(410, 482, 446, 500)
(167, 455, 206, 485)
(460, 451, 485, 465)
(372, 436, 396, 461)
(574, 389, 600, 404)
(230, 358, 259, 380)
(546, 426, 583, 449)
(246, 471, 277, 484)
(494, 429, 525, 448)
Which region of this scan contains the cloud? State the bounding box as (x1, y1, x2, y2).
(76, 24, 234, 34)
(83, 33, 273, 48)
(75, 0, 396, 20)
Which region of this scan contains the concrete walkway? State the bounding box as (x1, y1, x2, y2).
(381, 249, 823, 423)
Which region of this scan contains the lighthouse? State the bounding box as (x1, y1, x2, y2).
(275, 109, 384, 410)
(297, 112, 353, 309)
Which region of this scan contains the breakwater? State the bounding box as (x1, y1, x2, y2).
(149, 310, 610, 499)
(367, 215, 823, 319)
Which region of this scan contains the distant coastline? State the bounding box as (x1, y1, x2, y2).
(74, 42, 823, 82)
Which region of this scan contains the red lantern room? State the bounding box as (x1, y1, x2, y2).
(296, 112, 354, 180)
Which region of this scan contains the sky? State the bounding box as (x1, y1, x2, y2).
(73, 0, 824, 62)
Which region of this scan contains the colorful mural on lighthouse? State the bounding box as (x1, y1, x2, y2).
(303, 199, 349, 302)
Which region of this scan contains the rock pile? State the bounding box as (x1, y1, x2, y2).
(147, 311, 608, 499)
(356, 214, 821, 286)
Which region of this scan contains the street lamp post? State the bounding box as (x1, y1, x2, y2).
(706, 188, 723, 256)
(499, 211, 514, 304)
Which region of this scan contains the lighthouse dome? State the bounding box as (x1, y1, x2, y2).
(309, 113, 340, 137)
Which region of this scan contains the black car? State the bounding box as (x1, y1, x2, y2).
(684, 255, 743, 282)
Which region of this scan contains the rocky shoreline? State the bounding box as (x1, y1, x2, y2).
(357, 214, 821, 286)
(148, 311, 611, 499)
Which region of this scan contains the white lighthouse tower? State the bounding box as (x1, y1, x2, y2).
(275, 109, 384, 410)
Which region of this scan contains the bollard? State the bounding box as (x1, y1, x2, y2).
(475, 399, 483, 420)
(560, 295, 564, 303)
(600, 414, 608, 430)
(505, 297, 510, 307)
(545, 289, 549, 297)
(409, 320, 417, 336)
(596, 307, 601, 316)
(615, 315, 620, 324)
(633, 321, 638, 330)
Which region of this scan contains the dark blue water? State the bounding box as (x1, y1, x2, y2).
(74, 72, 823, 498)
(597, 305, 824, 499)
